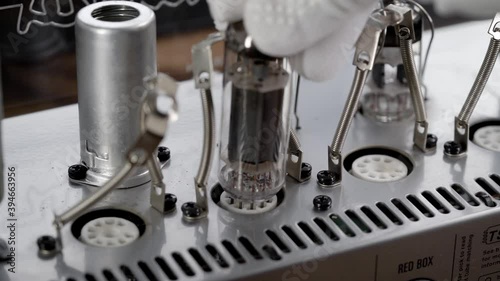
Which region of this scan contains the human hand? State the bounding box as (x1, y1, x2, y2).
(207, 0, 378, 81)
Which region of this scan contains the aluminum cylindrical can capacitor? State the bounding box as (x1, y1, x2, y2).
(218, 22, 293, 201)
(75, 1, 157, 187)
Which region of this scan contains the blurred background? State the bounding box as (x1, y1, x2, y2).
(0, 0, 486, 117)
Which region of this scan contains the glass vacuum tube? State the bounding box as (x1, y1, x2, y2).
(218, 22, 293, 202)
(361, 2, 425, 123)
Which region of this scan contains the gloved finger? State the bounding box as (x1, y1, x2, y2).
(243, 0, 377, 57)
(206, 0, 248, 30)
(289, 3, 375, 81)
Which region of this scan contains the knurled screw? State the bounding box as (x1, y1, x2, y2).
(301, 163, 312, 180)
(444, 141, 462, 156)
(68, 164, 88, 180)
(313, 195, 332, 211)
(164, 193, 177, 214)
(157, 146, 171, 162)
(426, 134, 438, 149)
(317, 170, 337, 186)
(181, 202, 202, 218)
(37, 236, 57, 252)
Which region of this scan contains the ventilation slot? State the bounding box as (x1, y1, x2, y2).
(345, 210, 372, 233)
(330, 214, 356, 237)
(475, 192, 497, 207)
(262, 245, 282, 261)
(282, 225, 307, 249)
(266, 230, 291, 253)
(221, 240, 246, 264)
(313, 217, 340, 240)
(360, 206, 387, 229)
(297, 222, 323, 245)
(85, 274, 98, 281)
(188, 248, 212, 272)
(376, 202, 403, 225)
(206, 244, 229, 268)
(391, 199, 418, 221)
(489, 174, 500, 189)
(436, 187, 465, 210)
(120, 265, 138, 281)
(238, 236, 263, 260)
(476, 178, 500, 199)
(155, 257, 178, 280)
(172, 252, 195, 277)
(103, 269, 119, 281)
(138, 261, 159, 281)
(421, 191, 449, 214)
(451, 184, 480, 206)
(67, 279, 77, 281)
(407, 195, 434, 218)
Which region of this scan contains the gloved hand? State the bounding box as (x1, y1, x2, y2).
(434, 0, 500, 18)
(207, 0, 377, 81)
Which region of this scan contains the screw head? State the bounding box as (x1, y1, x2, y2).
(426, 134, 438, 149)
(444, 141, 462, 156)
(37, 235, 57, 252)
(317, 170, 337, 186)
(313, 195, 332, 211)
(300, 163, 312, 180)
(181, 202, 202, 218)
(68, 164, 88, 180)
(163, 193, 177, 213)
(157, 146, 171, 162)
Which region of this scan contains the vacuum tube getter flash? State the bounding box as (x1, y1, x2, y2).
(218, 22, 293, 204)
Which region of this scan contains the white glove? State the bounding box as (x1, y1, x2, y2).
(207, 0, 377, 81)
(434, 0, 500, 18)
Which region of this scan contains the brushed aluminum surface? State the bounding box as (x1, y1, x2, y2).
(1, 20, 500, 281)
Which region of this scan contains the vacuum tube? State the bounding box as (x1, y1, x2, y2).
(218, 22, 293, 202)
(361, 1, 427, 123)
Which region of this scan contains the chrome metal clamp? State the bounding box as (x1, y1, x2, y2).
(445, 13, 500, 157)
(324, 5, 434, 187)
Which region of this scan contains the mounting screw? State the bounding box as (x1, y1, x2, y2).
(444, 141, 462, 156)
(425, 134, 438, 149)
(317, 170, 337, 186)
(181, 202, 202, 219)
(37, 235, 58, 259)
(157, 146, 171, 162)
(68, 164, 88, 180)
(313, 195, 332, 211)
(300, 163, 312, 180)
(164, 193, 177, 214)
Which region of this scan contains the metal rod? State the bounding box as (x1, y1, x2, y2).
(194, 88, 215, 211)
(330, 69, 369, 154)
(457, 38, 500, 124)
(294, 75, 301, 130)
(54, 161, 135, 228)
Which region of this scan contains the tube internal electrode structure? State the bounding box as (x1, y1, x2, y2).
(218, 22, 293, 202)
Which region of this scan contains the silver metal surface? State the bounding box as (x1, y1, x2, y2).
(74, 1, 157, 188)
(191, 34, 223, 218)
(452, 14, 500, 155)
(286, 129, 308, 182)
(3, 20, 500, 281)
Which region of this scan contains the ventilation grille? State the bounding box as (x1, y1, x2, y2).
(67, 175, 500, 281)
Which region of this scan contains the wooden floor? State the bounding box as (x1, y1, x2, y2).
(2, 28, 224, 117)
